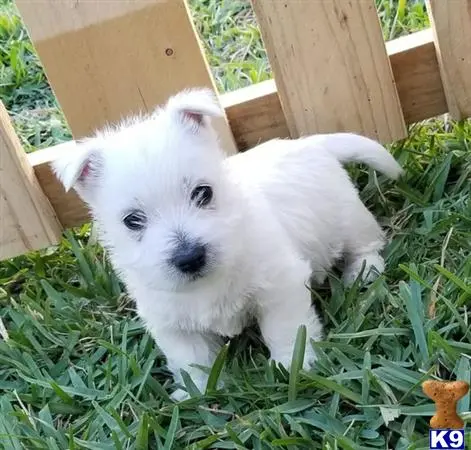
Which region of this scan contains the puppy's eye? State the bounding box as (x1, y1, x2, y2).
(191, 185, 213, 208)
(123, 210, 147, 231)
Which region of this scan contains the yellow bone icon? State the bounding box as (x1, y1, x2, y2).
(422, 380, 469, 429)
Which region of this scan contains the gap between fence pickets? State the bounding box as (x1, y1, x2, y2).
(28, 28, 448, 229)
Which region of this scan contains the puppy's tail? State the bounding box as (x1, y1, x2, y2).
(321, 133, 403, 180)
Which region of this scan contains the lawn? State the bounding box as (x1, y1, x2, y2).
(1, 0, 470, 448)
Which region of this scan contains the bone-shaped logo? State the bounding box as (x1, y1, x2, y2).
(422, 380, 469, 429)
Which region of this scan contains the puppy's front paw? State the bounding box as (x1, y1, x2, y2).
(170, 388, 190, 402)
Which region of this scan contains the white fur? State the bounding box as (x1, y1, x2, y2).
(51, 88, 402, 401)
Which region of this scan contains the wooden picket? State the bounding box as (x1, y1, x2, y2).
(0, 102, 62, 260)
(426, 0, 471, 120)
(252, 0, 406, 142)
(14, 0, 236, 153)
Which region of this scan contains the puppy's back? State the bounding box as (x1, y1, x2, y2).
(224, 137, 360, 265)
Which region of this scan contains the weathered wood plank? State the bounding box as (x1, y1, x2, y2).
(222, 80, 290, 151)
(387, 29, 447, 125)
(251, 0, 407, 143)
(15, 0, 236, 154)
(0, 102, 62, 260)
(426, 0, 471, 120)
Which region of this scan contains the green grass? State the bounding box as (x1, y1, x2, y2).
(1, 0, 470, 448)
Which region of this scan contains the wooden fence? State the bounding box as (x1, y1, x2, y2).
(1, 0, 470, 261)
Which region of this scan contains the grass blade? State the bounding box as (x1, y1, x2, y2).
(399, 281, 429, 363)
(163, 407, 179, 450)
(205, 343, 228, 393)
(288, 325, 306, 401)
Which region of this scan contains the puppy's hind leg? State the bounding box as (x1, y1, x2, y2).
(257, 258, 323, 369)
(342, 201, 386, 286)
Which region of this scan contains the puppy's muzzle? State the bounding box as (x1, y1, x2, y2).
(171, 241, 207, 275)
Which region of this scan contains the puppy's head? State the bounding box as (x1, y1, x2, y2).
(53, 88, 242, 290)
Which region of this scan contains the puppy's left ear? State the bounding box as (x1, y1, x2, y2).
(164, 88, 223, 132)
(51, 139, 104, 203)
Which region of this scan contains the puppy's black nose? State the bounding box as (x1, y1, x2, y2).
(171, 243, 206, 274)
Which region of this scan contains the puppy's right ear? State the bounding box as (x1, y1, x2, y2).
(164, 88, 223, 133)
(51, 140, 103, 202)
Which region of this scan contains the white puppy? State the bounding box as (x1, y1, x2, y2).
(52, 88, 402, 401)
